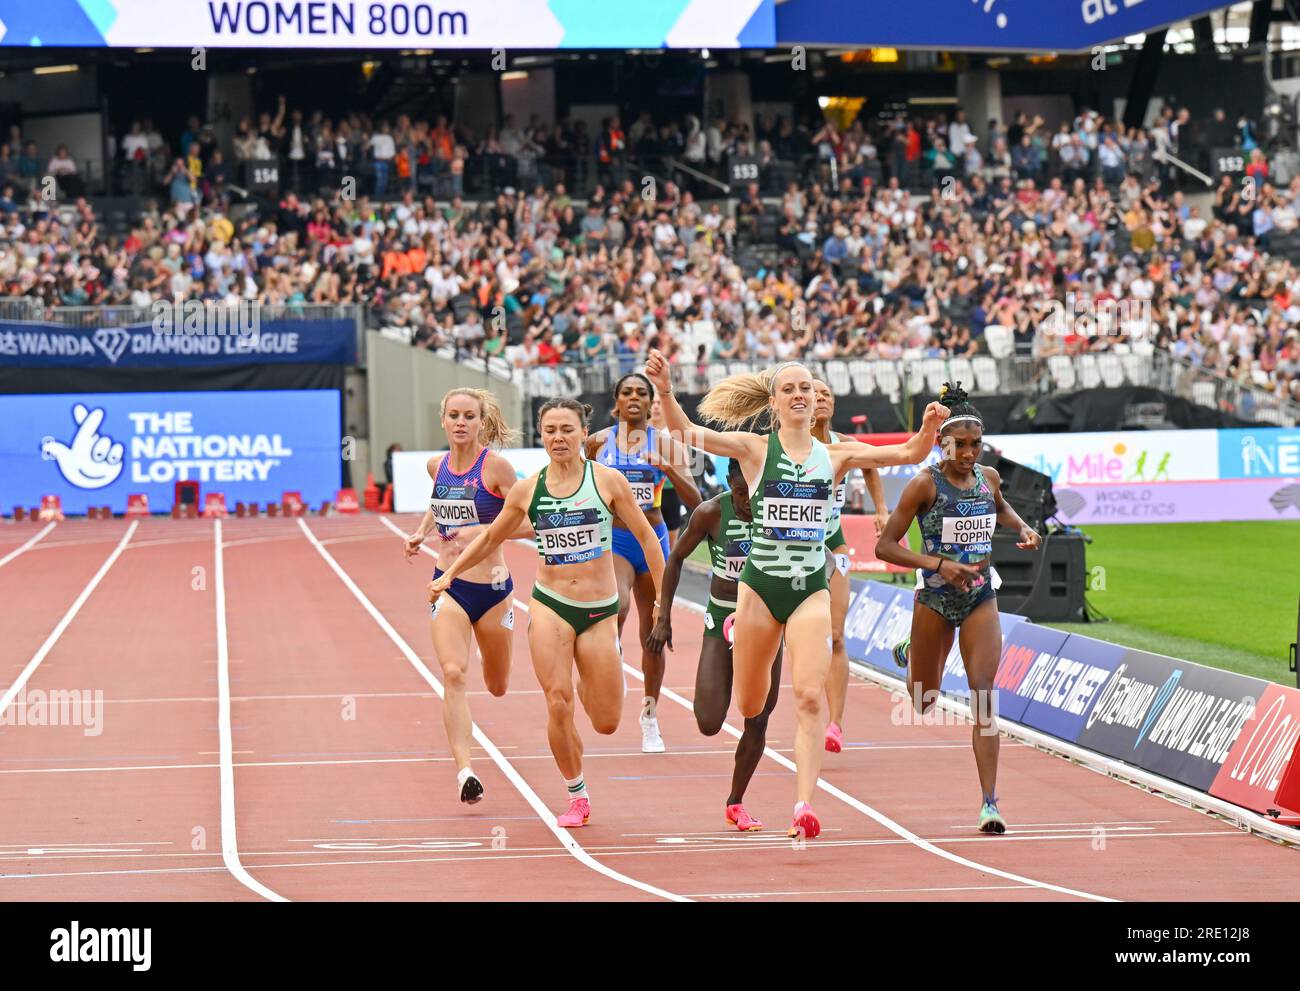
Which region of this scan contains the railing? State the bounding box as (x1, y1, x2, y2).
(502, 350, 1297, 427)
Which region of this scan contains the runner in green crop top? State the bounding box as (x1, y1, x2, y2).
(430, 397, 667, 831)
(647, 459, 784, 832)
(644, 349, 948, 841)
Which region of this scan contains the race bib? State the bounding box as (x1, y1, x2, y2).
(430, 483, 480, 529)
(940, 512, 995, 549)
(536, 507, 603, 565)
(620, 467, 657, 509)
(724, 538, 751, 579)
(833, 481, 847, 511)
(760, 480, 829, 543)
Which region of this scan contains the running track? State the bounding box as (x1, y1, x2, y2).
(1, 514, 1298, 903)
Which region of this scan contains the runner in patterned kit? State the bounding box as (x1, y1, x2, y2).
(647, 459, 782, 831)
(644, 348, 947, 840)
(874, 382, 1042, 834)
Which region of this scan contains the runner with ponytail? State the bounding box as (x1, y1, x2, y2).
(404, 388, 522, 806)
(644, 349, 947, 839)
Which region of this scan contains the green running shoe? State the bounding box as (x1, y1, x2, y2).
(978, 800, 1006, 835)
(891, 637, 910, 670)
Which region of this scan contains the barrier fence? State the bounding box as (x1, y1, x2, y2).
(507, 351, 1299, 428)
(843, 576, 1300, 828)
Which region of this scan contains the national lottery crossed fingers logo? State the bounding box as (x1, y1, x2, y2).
(40, 404, 125, 490)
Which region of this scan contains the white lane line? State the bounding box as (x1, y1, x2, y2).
(0, 747, 758, 776)
(693, 884, 1033, 898)
(0, 522, 137, 720)
(0, 828, 1258, 886)
(590, 581, 1119, 903)
(946, 819, 1173, 829)
(301, 516, 688, 903)
(214, 518, 287, 903)
(0, 522, 56, 569)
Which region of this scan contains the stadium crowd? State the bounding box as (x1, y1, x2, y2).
(0, 101, 1297, 409)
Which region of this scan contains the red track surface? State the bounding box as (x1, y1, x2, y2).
(2, 513, 1299, 902)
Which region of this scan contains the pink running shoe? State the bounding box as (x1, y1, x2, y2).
(556, 797, 591, 828)
(788, 802, 821, 840)
(824, 722, 843, 753)
(726, 803, 764, 832)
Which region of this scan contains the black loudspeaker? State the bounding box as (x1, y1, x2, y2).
(978, 444, 1056, 531)
(991, 531, 1087, 622)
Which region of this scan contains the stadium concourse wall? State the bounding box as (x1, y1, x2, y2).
(844, 577, 1300, 836)
(364, 332, 526, 482)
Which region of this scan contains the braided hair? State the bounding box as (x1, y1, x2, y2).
(937, 381, 983, 435)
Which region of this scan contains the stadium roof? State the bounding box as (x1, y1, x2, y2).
(775, 0, 1240, 53)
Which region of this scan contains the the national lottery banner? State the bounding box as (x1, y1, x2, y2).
(0, 0, 775, 48)
(0, 390, 340, 514)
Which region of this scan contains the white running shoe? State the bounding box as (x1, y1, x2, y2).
(640, 711, 666, 753)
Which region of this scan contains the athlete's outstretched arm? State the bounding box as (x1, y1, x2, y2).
(985, 466, 1041, 550)
(651, 432, 703, 510)
(428, 479, 532, 599)
(643, 348, 765, 465)
(647, 498, 720, 654)
(830, 403, 948, 474)
(404, 456, 443, 560)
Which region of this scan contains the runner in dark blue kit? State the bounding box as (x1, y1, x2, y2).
(404, 388, 521, 806)
(875, 383, 1041, 833)
(585, 373, 700, 753)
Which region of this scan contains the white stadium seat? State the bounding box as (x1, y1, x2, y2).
(921, 358, 948, 394)
(823, 360, 853, 395)
(846, 360, 875, 394)
(983, 325, 1014, 359)
(1192, 381, 1217, 408)
(947, 357, 974, 393)
(971, 356, 999, 393)
(1098, 354, 1124, 388)
(1048, 355, 1076, 390)
(1121, 353, 1150, 386)
(1077, 353, 1101, 389)
(873, 360, 902, 400)
(904, 359, 925, 395)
